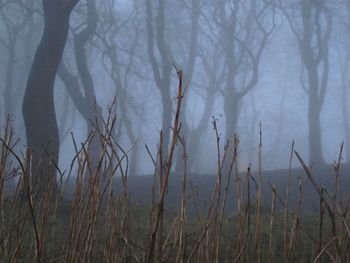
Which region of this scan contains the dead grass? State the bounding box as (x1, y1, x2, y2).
(0, 71, 349, 262)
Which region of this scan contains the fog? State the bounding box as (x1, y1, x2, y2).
(0, 0, 349, 177)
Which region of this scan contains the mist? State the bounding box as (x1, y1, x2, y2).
(0, 0, 349, 176)
(2, 1, 350, 261)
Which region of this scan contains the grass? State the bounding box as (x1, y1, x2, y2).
(0, 70, 349, 262)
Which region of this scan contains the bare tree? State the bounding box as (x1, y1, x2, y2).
(337, 2, 350, 162)
(171, 0, 202, 174)
(0, 2, 28, 117)
(145, 0, 173, 154)
(22, 0, 79, 192)
(57, 0, 103, 170)
(0, 0, 38, 133)
(281, 0, 332, 165)
(214, 0, 274, 144)
(73, 0, 103, 167)
(184, 51, 220, 172)
(98, 0, 141, 176)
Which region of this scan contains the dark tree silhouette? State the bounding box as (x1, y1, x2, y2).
(0, 3, 29, 118)
(72, 0, 103, 170)
(0, 0, 36, 135)
(22, 0, 79, 192)
(281, 1, 332, 165)
(215, 0, 274, 143)
(145, 0, 173, 154)
(98, 1, 141, 176)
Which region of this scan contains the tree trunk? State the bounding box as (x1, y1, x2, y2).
(222, 94, 241, 174)
(224, 95, 241, 143)
(187, 91, 215, 173)
(73, 0, 103, 171)
(160, 80, 172, 155)
(123, 117, 139, 176)
(308, 102, 324, 166)
(145, 0, 173, 157)
(58, 61, 90, 121)
(304, 55, 325, 166)
(22, 0, 78, 192)
(298, 0, 331, 167)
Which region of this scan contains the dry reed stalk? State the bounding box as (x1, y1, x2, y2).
(313, 237, 338, 263)
(211, 116, 224, 263)
(198, 117, 224, 262)
(269, 184, 276, 263)
(317, 187, 325, 263)
(146, 68, 184, 263)
(234, 135, 242, 225)
(186, 219, 213, 263)
(216, 137, 238, 262)
(176, 135, 187, 263)
(157, 131, 164, 263)
(61, 133, 92, 261)
(333, 143, 343, 209)
(324, 190, 350, 238)
(0, 116, 14, 259)
(57, 107, 132, 262)
(5, 142, 42, 262)
(295, 151, 340, 259)
(323, 189, 350, 262)
(254, 122, 263, 263)
(288, 175, 302, 262)
(270, 182, 336, 262)
(244, 167, 252, 260)
(2, 86, 350, 262)
(284, 141, 294, 262)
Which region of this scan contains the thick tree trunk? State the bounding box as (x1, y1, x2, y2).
(123, 117, 139, 176)
(224, 95, 240, 143)
(305, 57, 325, 166)
(308, 103, 324, 166)
(298, 0, 331, 167)
(187, 91, 215, 173)
(58, 61, 90, 121)
(160, 81, 172, 155)
(22, 0, 78, 192)
(222, 94, 241, 174)
(173, 0, 200, 175)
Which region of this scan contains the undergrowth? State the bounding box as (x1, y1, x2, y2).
(0, 70, 349, 262)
